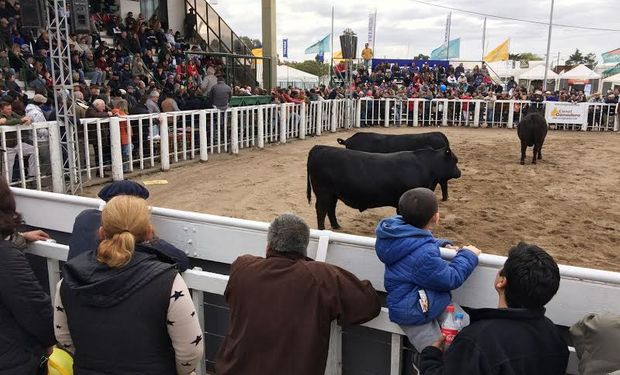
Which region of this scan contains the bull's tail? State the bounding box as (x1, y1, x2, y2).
(337, 138, 346, 145)
(306, 168, 312, 204)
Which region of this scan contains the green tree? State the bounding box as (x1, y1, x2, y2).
(509, 52, 543, 61)
(566, 49, 597, 67)
(413, 53, 429, 61)
(286, 60, 330, 77)
(239, 36, 262, 49)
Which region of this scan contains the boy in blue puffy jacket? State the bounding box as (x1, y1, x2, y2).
(375, 187, 481, 352)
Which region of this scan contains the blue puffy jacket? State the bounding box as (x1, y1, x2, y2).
(375, 216, 479, 325)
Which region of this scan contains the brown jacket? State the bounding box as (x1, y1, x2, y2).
(215, 252, 381, 375)
(1, 112, 26, 147)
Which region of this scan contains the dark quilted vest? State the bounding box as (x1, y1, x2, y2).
(60, 269, 177, 375)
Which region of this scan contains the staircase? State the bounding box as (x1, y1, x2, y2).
(184, 0, 258, 87)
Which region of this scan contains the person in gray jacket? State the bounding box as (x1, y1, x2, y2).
(210, 77, 232, 111)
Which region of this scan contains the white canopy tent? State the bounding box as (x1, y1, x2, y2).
(603, 72, 620, 84)
(276, 65, 319, 89)
(517, 64, 559, 80)
(560, 64, 601, 80)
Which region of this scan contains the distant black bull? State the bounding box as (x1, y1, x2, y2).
(307, 145, 461, 230)
(517, 113, 548, 165)
(336, 131, 452, 200)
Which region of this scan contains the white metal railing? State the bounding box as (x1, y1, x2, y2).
(13, 188, 620, 375)
(4, 99, 618, 193)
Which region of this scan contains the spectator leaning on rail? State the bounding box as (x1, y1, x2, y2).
(570, 312, 620, 375)
(216, 213, 381, 375)
(420, 242, 568, 375)
(210, 76, 232, 111)
(54, 196, 203, 375)
(375, 188, 481, 354)
(67, 180, 189, 271)
(0, 176, 56, 374)
(0, 100, 37, 182)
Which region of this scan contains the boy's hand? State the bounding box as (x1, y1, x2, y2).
(445, 244, 459, 250)
(461, 245, 482, 256)
(431, 335, 446, 351)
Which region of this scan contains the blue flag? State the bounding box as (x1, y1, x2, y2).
(305, 34, 330, 54)
(283, 39, 288, 58)
(430, 38, 461, 60)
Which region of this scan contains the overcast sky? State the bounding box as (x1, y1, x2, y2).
(210, 0, 619, 64)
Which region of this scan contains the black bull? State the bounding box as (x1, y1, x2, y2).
(336, 131, 452, 200)
(306, 145, 461, 230)
(517, 113, 548, 165)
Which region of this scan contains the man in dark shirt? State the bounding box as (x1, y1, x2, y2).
(68, 180, 189, 271)
(420, 242, 568, 375)
(210, 76, 232, 110)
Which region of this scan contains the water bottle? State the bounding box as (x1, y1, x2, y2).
(439, 305, 459, 347)
(454, 312, 465, 331)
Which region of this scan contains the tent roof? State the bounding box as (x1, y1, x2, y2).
(517, 64, 559, 80)
(603, 72, 620, 83)
(560, 64, 601, 79)
(277, 65, 319, 81)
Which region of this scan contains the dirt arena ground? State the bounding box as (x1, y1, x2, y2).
(83, 127, 620, 272)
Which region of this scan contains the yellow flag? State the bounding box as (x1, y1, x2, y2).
(484, 39, 510, 62)
(251, 48, 263, 57)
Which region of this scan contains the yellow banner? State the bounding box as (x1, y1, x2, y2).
(484, 39, 510, 62)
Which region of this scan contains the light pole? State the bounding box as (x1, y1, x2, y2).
(543, 0, 555, 91)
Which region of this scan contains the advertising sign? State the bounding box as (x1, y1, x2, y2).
(545, 102, 586, 124)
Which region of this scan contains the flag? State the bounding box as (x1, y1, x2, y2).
(603, 63, 620, 77)
(430, 38, 460, 60)
(251, 48, 263, 57)
(368, 12, 376, 46)
(283, 39, 288, 58)
(484, 39, 510, 62)
(602, 48, 620, 64)
(304, 34, 330, 54)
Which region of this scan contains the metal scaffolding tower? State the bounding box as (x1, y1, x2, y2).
(46, 0, 81, 193)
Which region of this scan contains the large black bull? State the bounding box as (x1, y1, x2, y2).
(517, 113, 548, 165)
(306, 145, 461, 230)
(336, 132, 452, 200)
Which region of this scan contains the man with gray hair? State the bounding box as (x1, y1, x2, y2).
(216, 213, 380, 375)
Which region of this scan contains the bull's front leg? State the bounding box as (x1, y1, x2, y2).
(440, 181, 449, 201)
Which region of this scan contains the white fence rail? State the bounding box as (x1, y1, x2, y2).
(2, 99, 617, 193)
(13, 188, 620, 375)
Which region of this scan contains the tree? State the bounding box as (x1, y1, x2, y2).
(285, 60, 330, 77)
(566, 49, 597, 67)
(509, 52, 543, 61)
(239, 36, 262, 49)
(413, 54, 429, 61)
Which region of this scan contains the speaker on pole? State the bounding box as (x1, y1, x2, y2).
(70, 0, 91, 34)
(20, 0, 44, 29)
(339, 31, 358, 60)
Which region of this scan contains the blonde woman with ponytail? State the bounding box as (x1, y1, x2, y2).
(53, 196, 204, 375)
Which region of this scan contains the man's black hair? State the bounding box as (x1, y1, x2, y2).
(501, 242, 560, 309)
(398, 188, 438, 229)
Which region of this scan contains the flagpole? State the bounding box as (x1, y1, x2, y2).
(446, 12, 451, 61)
(481, 17, 487, 62)
(330, 6, 334, 86)
(543, 0, 555, 91)
(372, 9, 377, 55)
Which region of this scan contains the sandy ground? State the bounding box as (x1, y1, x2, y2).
(83, 127, 620, 272)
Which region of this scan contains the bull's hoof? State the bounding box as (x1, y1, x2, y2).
(520, 160, 525, 165)
(332, 224, 342, 230)
(442, 197, 448, 202)
(532, 160, 537, 165)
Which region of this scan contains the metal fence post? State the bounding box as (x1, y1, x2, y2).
(316, 103, 323, 136)
(199, 110, 208, 162)
(383, 99, 390, 128)
(257, 107, 265, 148)
(355, 99, 362, 128)
(231, 108, 240, 153)
(330, 100, 338, 132)
(279, 104, 287, 143)
(108, 117, 124, 180)
(299, 102, 306, 140)
(413, 100, 419, 127)
(47, 121, 65, 193)
(507, 101, 515, 129)
(615, 108, 619, 131)
(474, 100, 481, 127)
(442, 100, 449, 126)
(159, 115, 170, 171)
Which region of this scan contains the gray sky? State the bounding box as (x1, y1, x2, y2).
(211, 0, 620, 64)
